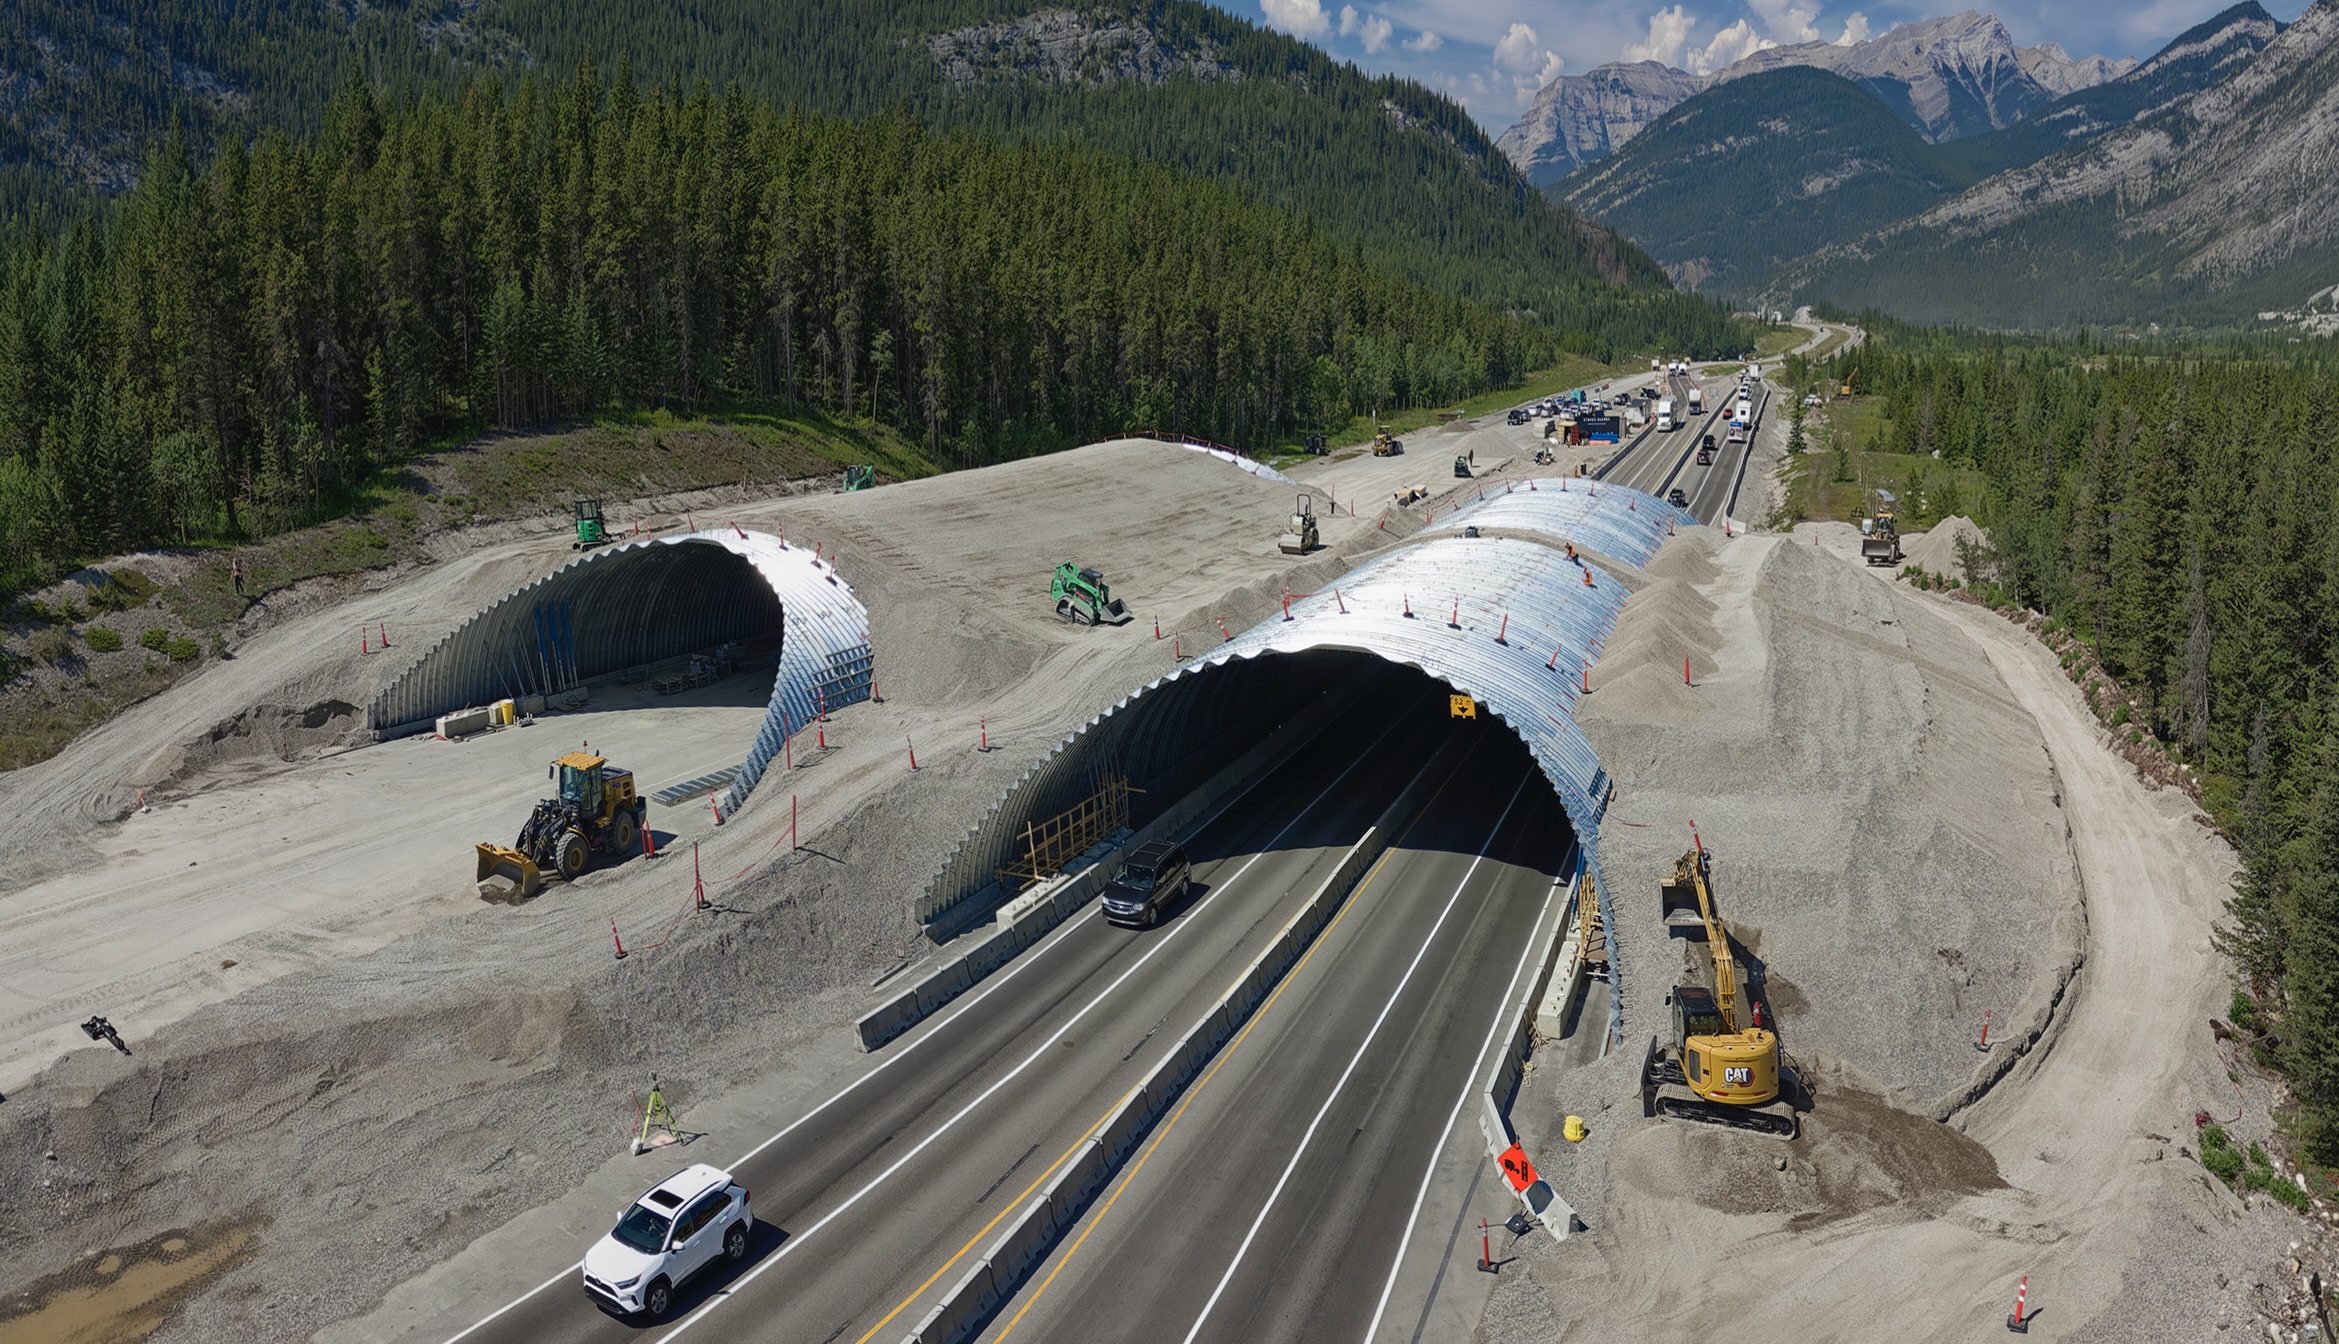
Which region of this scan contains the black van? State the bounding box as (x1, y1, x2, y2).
(1102, 841, 1190, 928)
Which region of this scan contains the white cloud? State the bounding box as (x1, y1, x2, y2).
(1623, 6, 1696, 68)
(1491, 22, 1541, 73)
(1260, 0, 1332, 39)
(1336, 5, 1392, 55)
(1691, 20, 1774, 73)
(1749, 0, 1823, 44)
(1836, 12, 1871, 45)
(1404, 28, 1444, 52)
(1492, 21, 1564, 105)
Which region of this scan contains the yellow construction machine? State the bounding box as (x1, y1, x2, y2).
(476, 752, 648, 901)
(1639, 843, 1801, 1138)
(1371, 426, 1404, 456)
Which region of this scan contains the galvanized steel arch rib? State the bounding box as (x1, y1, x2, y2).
(922, 484, 1697, 1046)
(367, 530, 871, 820)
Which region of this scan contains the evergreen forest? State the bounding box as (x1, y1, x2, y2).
(0, 65, 1588, 594)
(1828, 328, 2339, 1154)
(0, 0, 1739, 359)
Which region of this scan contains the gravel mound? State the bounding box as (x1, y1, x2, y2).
(1578, 530, 2081, 1116)
(1900, 515, 1985, 581)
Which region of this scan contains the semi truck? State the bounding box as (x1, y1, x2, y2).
(1687, 386, 1704, 414)
(1656, 397, 1677, 432)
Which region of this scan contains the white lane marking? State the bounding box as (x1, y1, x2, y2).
(652, 717, 1417, 1342)
(1358, 843, 1577, 1342)
(1178, 772, 1533, 1344)
(441, 715, 1396, 1344)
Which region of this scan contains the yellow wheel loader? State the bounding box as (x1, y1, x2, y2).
(476, 752, 647, 901)
(1639, 843, 1801, 1138)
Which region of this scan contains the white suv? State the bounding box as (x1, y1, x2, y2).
(582, 1163, 752, 1319)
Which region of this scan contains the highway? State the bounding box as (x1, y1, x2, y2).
(1596, 368, 1770, 526)
(442, 690, 1571, 1344)
(974, 733, 1565, 1344)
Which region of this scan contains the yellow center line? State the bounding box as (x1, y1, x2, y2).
(847, 1091, 1137, 1344)
(992, 741, 1482, 1340)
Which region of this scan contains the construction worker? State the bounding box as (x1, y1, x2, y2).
(230, 555, 244, 596)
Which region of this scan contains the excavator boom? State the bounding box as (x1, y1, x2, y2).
(1643, 842, 1800, 1138)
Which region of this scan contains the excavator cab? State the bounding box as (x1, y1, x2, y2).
(1672, 985, 1782, 1107)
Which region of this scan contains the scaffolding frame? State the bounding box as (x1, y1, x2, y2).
(996, 773, 1142, 889)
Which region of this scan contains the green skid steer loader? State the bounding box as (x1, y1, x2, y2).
(1051, 562, 1134, 626)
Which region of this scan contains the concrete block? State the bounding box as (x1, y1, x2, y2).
(1480, 1095, 1512, 1157)
(1012, 899, 1057, 949)
(913, 958, 973, 1018)
(922, 1258, 999, 1344)
(436, 706, 493, 739)
(1520, 1178, 1579, 1238)
(980, 1195, 1060, 1287)
(963, 928, 1019, 981)
(853, 988, 923, 1052)
(1043, 1137, 1110, 1212)
(1098, 1088, 1155, 1163)
(1141, 1036, 1202, 1103)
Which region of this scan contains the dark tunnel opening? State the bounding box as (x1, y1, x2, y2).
(927, 650, 1578, 931)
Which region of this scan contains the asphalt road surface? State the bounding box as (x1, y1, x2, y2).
(975, 733, 1567, 1344)
(443, 694, 1570, 1344)
(1600, 370, 1769, 526)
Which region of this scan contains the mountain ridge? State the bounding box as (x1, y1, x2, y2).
(1774, 0, 2339, 325)
(1499, 10, 2133, 186)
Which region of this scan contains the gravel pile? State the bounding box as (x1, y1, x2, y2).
(1900, 515, 1985, 581)
(1501, 527, 2086, 1323)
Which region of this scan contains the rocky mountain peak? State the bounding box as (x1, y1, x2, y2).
(1498, 9, 2135, 181)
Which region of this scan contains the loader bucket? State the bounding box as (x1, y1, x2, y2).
(477, 842, 543, 903)
(1101, 599, 1133, 625)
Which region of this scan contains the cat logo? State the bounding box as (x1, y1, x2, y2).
(1449, 695, 1476, 719)
(1724, 1066, 1753, 1087)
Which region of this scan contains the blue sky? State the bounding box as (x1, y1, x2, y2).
(1231, 0, 2313, 129)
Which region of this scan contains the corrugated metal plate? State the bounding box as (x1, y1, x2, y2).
(1431, 477, 1692, 569)
(368, 530, 870, 820)
(921, 481, 1698, 1044)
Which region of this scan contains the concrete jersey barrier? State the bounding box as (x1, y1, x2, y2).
(1476, 857, 1584, 1237)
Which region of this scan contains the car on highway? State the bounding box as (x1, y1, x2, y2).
(1667, 487, 1689, 508)
(583, 1164, 753, 1320)
(1103, 840, 1190, 928)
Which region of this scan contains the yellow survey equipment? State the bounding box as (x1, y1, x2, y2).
(476, 752, 647, 901)
(1639, 842, 1800, 1137)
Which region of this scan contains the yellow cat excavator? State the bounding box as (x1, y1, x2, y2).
(1640, 842, 1801, 1138)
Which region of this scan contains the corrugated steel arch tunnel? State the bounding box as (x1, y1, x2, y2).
(368, 531, 872, 817)
(924, 478, 1697, 1047)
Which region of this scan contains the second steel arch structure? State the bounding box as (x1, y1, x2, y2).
(367, 530, 871, 819)
(923, 478, 1695, 1046)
